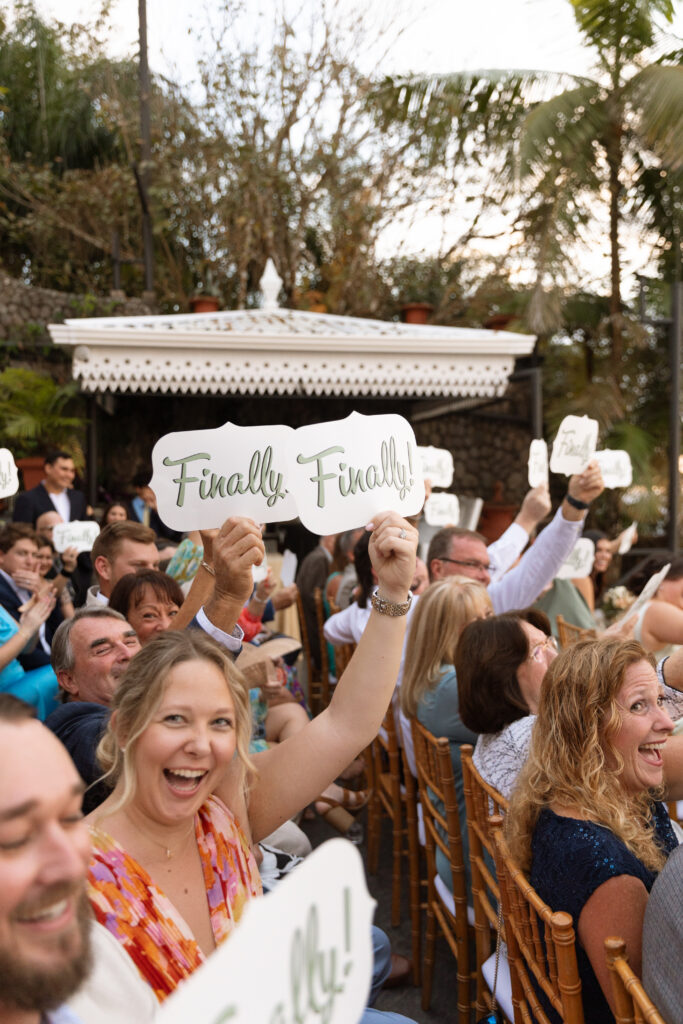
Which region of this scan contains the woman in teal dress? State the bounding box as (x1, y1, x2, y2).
(0, 592, 60, 719)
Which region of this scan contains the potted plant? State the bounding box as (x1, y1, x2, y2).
(0, 368, 87, 487)
(189, 266, 221, 313)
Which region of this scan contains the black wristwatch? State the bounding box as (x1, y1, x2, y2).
(565, 493, 589, 511)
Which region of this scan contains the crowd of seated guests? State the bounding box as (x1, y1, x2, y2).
(3, 447, 683, 1024)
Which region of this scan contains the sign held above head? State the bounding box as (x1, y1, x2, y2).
(528, 439, 549, 489)
(418, 445, 454, 489)
(288, 412, 425, 534)
(556, 537, 595, 579)
(549, 415, 599, 476)
(151, 422, 298, 532)
(424, 492, 460, 527)
(52, 520, 100, 553)
(151, 413, 425, 534)
(594, 448, 633, 489)
(0, 449, 19, 499)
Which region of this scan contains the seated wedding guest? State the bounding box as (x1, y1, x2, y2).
(0, 591, 60, 718)
(0, 523, 64, 669)
(99, 501, 131, 527)
(81, 511, 417, 1023)
(533, 576, 597, 637)
(48, 518, 264, 797)
(506, 637, 683, 1023)
(86, 521, 159, 606)
(35, 509, 91, 609)
(642, 842, 683, 1024)
(623, 555, 683, 657)
(111, 567, 368, 834)
(456, 611, 683, 800)
(109, 569, 184, 644)
(456, 610, 556, 798)
(400, 576, 492, 888)
(36, 532, 76, 619)
(0, 695, 95, 1024)
(427, 463, 604, 611)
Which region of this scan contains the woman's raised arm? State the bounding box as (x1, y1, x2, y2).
(223, 511, 418, 843)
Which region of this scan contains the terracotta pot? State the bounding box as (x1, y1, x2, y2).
(16, 455, 44, 491)
(400, 302, 434, 325)
(189, 295, 220, 314)
(478, 481, 517, 543)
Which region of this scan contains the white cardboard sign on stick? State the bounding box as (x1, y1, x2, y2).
(424, 492, 460, 527)
(151, 423, 298, 532)
(594, 449, 633, 488)
(157, 839, 375, 1024)
(279, 549, 298, 588)
(0, 449, 19, 499)
(418, 446, 454, 489)
(528, 439, 549, 488)
(52, 521, 100, 554)
(618, 522, 638, 555)
(555, 538, 595, 579)
(287, 412, 425, 534)
(623, 563, 671, 620)
(549, 416, 599, 476)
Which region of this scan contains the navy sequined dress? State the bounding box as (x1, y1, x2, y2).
(529, 803, 677, 1024)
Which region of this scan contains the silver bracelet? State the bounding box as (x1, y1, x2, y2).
(370, 586, 412, 617)
(201, 561, 215, 577)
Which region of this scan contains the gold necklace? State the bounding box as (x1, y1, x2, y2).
(120, 814, 196, 860)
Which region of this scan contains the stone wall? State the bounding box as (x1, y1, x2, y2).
(413, 378, 533, 508)
(0, 273, 154, 375)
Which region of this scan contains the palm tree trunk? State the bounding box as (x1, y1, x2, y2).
(606, 126, 623, 382)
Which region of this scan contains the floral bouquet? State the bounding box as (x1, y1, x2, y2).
(601, 585, 636, 624)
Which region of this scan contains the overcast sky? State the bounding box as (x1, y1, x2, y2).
(30, 0, 683, 290)
(33, 0, 682, 81)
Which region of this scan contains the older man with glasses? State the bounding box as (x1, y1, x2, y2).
(427, 462, 603, 613)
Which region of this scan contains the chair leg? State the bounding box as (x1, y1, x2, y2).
(390, 820, 402, 927)
(421, 901, 436, 1011)
(408, 859, 422, 986)
(366, 793, 381, 875)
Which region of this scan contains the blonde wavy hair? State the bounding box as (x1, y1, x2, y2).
(401, 577, 491, 718)
(96, 630, 255, 815)
(506, 637, 666, 874)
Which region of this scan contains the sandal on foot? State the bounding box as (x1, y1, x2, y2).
(317, 788, 370, 815)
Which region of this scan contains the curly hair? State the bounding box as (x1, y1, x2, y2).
(506, 637, 666, 874)
(400, 577, 491, 717)
(96, 630, 255, 815)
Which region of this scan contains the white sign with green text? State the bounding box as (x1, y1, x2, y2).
(156, 839, 375, 1024)
(151, 413, 425, 533)
(0, 449, 19, 499)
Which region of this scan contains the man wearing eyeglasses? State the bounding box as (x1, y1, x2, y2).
(427, 462, 604, 613)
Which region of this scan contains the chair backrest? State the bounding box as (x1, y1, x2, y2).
(556, 615, 598, 648)
(312, 587, 331, 711)
(412, 719, 470, 930)
(490, 815, 585, 1024)
(332, 641, 356, 679)
(294, 589, 321, 708)
(605, 937, 667, 1024)
(461, 744, 509, 1016)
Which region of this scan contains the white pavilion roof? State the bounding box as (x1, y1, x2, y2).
(49, 307, 536, 399)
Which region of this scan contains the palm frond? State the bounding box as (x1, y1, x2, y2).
(570, 0, 675, 62)
(629, 64, 683, 170)
(518, 82, 605, 177)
